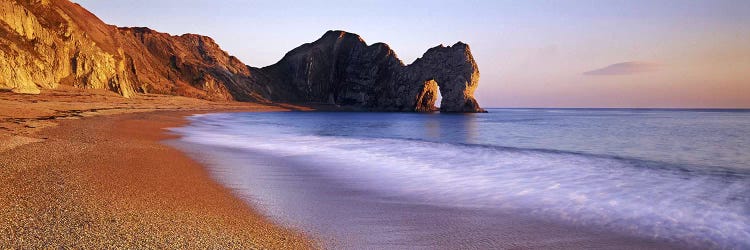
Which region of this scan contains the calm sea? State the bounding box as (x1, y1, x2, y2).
(171, 109, 750, 249)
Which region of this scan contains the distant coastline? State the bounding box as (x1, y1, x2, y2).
(2, 1, 484, 113)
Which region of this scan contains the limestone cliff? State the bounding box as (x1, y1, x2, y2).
(0, 0, 268, 100)
(1, 1, 484, 112)
(259, 31, 484, 112)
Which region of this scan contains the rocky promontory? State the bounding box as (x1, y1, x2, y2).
(1, 0, 484, 112)
(259, 31, 484, 112)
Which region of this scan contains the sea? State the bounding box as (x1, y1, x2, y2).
(169, 109, 750, 249)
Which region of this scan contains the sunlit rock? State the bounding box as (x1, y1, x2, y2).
(0, 1, 484, 112)
(259, 30, 485, 112)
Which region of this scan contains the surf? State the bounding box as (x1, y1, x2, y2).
(171, 111, 750, 248)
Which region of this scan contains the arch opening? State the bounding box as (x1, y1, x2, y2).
(436, 85, 443, 109)
(415, 79, 440, 112)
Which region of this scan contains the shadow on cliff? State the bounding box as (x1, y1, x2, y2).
(0, 1, 484, 113)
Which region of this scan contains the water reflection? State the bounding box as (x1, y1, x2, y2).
(172, 109, 750, 249)
(283, 112, 482, 145)
(423, 113, 480, 144)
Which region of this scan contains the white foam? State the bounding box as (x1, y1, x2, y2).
(171, 113, 750, 248)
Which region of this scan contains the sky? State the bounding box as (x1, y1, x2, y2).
(73, 0, 750, 108)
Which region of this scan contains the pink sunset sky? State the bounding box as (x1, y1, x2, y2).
(74, 0, 750, 108)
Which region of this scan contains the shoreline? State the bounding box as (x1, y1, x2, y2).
(171, 112, 687, 249)
(0, 90, 314, 248)
(0, 91, 711, 248)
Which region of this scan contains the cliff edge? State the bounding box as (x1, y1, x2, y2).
(1, 0, 484, 112)
(0, 0, 268, 101)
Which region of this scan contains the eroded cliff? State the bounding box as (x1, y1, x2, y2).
(259, 31, 484, 112)
(0, 0, 268, 101)
(1, 0, 484, 112)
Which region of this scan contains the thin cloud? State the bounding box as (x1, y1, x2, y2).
(584, 61, 659, 76)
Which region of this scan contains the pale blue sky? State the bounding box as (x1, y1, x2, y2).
(74, 0, 750, 108)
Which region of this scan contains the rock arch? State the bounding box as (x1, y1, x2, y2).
(259, 31, 485, 113)
(408, 42, 484, 113)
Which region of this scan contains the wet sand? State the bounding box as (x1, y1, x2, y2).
(0, 89, 312, 248)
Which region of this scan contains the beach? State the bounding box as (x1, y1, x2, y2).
(2, 89, 745, 249)
(0, 89, 312, 248)
(1, 0, 745, 248)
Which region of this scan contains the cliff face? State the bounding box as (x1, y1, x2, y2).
(116, 27, 270, 101)
(0, 0, 268, 101)
(1, 0, 484, 112)
(1, 0, 131, 95)
(405, 42, 483, 112)
(259, 31, 484, 112)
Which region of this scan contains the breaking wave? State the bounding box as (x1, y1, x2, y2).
(171, 113, 750, 248)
